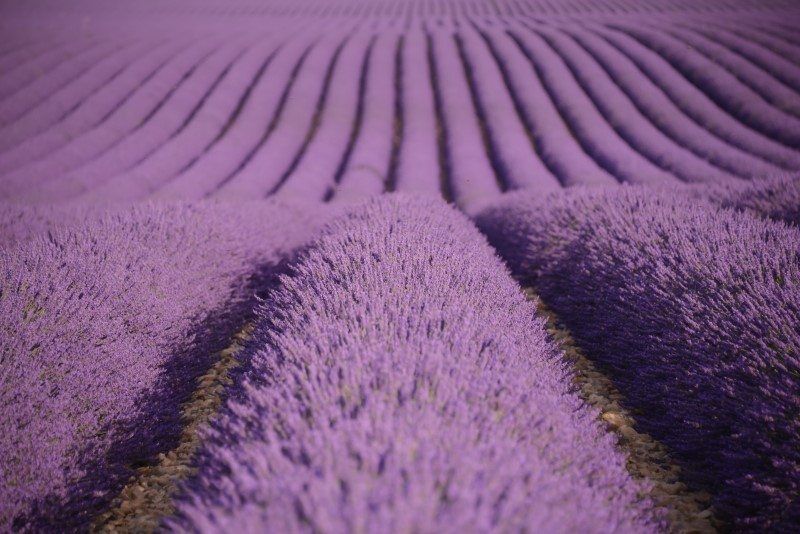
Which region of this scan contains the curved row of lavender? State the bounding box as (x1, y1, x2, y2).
(688, 173, 800, 227)
(0, 200, 331, 530)
(475, 185, 800, 529)
(167, 195, 658, 533)
(2, 4, 800, 205)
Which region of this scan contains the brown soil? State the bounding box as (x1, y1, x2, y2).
(528, 289, 717, 533)
(93, 291, 719, 533)
(92, 324, 253, 533)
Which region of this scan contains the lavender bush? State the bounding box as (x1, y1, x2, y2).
(476, 187, 800, 529)
(169, 195, 658, 533)
(695, 173, 800, 227)
(0, 200, 330, 530)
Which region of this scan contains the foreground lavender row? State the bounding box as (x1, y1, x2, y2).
(168, 195, 658, 532)
(3, 182, 797, 530)
(1, 1, 800, 207)
(477, 184, 800, 529)
(0, 201, 331, 530)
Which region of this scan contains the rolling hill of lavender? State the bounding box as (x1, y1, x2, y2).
(1, 0, 799, 532)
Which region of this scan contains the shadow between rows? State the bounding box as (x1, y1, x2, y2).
(14, 258, 297, 531)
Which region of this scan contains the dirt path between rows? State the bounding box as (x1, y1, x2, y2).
(92, 290, 718, 533)
(529, 289, 717, 533)
(92, 324, 253, 532)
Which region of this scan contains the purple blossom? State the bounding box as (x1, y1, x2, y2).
(333, 29, 399, 201)
(1, 2, 799, 529)
(476, 187, 800, 529)
(0, 200, 330, 530)
(608, 21, 800, 149)
(168, 195, 658, 533)
(694, 173, 800, 227)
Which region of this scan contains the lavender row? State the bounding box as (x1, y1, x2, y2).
(533, 23, 739, 183)
(0, 39, 129, 145)
(476, 186, 800, 529)
(558, 24, 784, 179)
(277, 30, 375, 200)
(0, 38, 189, 177)
(430, 25, 504, 213)
(0, 36, 226, 199)
(456, 25, 561, 192)
(0, 40, 62, 99)
(0, 36, 100, 108)
(589, 23, 800, 170)
(87, 26, 303, 202)
(3, 15, 800, 202)
(707, 20, 800, 68)
(154, 24, 324, 199)
(5, 0, 795, 19)
(32, 36, 255, 202)
(391, 27, 442, 196)
(333, 30, 398, 201)
(507, 21, 680, 186)
(0, 40, 158, 154)
(680, 21, 800, 96)
(213, 25, 353, 199)
(665, 24, 800, 117)
(0, 199, 331, 530)
(168, 195, 657, 532)
(475, 22, 618, 187)
(609, 21, 800, 148)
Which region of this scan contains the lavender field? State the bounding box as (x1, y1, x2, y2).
(1, 0, 799, 532)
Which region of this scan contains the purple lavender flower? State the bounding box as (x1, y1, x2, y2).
(168, 195, 658, 533)
(477, 187, 800, 529)
(0, 199, 330, 530)
(694, 173, 800, 227)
